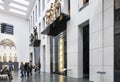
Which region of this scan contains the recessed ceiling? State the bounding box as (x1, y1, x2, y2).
(0, 0, 36, 19)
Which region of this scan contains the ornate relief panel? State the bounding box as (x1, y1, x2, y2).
(0, 39, 16, 49)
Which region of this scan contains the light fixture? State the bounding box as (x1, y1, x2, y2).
(0, 5, 4, 10)
(9, 8, 26, 15)
(12, 0, 30, 6)
(9, 3, 28, 11)
(58, 37, 64, 73)
(0, 0, 3, 4)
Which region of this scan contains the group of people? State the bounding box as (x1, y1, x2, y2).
(20, 61, 41, 77)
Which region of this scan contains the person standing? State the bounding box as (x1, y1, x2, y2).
(24, 62, 30, 76)
(38, 61, 41, 73)
(29, 61, 33, 75)
(34, 63, 37, 72)
(20, 62, 24, 77)
(8, 61, 13, 73)
(8, 61, 13, 80)
(24, 62, 28, 76)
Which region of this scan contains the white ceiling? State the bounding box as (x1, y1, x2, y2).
(0, 0, 36, 19)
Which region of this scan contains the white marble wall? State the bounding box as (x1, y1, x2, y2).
(28, 0, 51, 73)
(29, 0, 114, 81)
(67, 0, 114, 82)
(40, 35, 50, 73)
(0, 13, 29, 63)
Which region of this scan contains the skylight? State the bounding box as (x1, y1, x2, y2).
(9, 8, 26, 15)
(9, 3, 28, 11)
(12, 0, 30, 6)
(0, 5, 4, 10)
(0, 0, 3, 4)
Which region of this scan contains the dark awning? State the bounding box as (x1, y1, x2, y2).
(29, 39, 40, 47)
(41, 13, 70, 36)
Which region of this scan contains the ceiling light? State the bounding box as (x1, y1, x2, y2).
(0, 0, 3, 4)
(12, 0, 30, 6)
(9, 3, 28, 11)
(9, 8, 26, 15)
(0, 5, 4, 10)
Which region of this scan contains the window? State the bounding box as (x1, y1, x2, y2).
(29, 20, 31, 33)
(1, 23, 14, 35)
(68, 0, 70, 16)
(78, 0, 89, 11)
(42, 0, 45, 11)
(38, 0, 41, 17)
(42, 17, 45, 39)
(31, 16, 32, 27)
(29, 19, 32, 33)
(35, 5, 37, 22)
(33, 11, 34, 26)
(39, 23, 41, 39)
(42, 17, 45, 29)
(83, 0, 89, 5)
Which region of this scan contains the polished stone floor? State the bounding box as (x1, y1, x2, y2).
(0, 71, 93, 82)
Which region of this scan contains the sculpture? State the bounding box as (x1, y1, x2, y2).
(3, 54, 7, 62)
(0, 39, 16, 49)
(30, 33, 34, 42)
(54, 0, 61, 17)
(14, 54, 17, 62)
(33, 26, 38, 40)
(83, 0, 87, 4)
(45, 0, 61, 27)
(45, 10, 51, 26)
(49, 3, 55, 22)
(9, 54, 12, 62)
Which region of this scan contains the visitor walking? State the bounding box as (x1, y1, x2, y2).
(29, 61, 33, 75)
(20, 62, 24, 77)
(38, 61, 41, 72)
(8, 61, 13, 80)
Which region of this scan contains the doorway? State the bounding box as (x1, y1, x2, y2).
(83, 24, 89, 79)
(43, 45, 46, 72)
(78, 21, 89, 79)
(114, 0, 120, 81)
(114, 34, 120, 82)
(34, 47, 40, 64)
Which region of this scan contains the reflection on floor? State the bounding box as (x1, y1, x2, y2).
(0, 71, 93, 82)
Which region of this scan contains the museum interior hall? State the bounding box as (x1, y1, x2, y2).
(0, 0, 118, 82)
